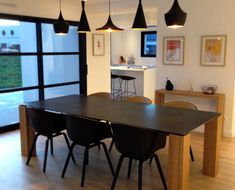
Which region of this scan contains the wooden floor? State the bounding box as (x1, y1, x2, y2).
(0, 130, 235, 190)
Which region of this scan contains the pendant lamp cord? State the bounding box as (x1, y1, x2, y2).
(59, 0, 61, 12)
(109, 0, 110, 15)
(82, 0, 85, 10)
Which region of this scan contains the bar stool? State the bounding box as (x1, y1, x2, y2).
(111, 73, 121, 99)
(118, 75, 137, 99)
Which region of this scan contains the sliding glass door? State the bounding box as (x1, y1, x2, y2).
(0, 15, 85, 131)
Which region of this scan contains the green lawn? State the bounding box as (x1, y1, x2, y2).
(0, 56, 22, 89)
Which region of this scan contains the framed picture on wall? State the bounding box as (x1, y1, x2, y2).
(163, 36, 185, 65)
(92, 34, 105, 56)
(200, 35, 227, 66)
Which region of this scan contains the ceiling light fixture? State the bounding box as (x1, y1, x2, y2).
(53, 0, 69, 35)
(96, 0, 123, 32)
(164, 0, 187, 29)
(78, 0, 91, 33)
(132, 0, 147, 30)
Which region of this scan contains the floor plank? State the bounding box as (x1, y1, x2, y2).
(0, 130, 234, 190)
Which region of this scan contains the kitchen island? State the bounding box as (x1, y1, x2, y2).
(110, 64, 156, 100)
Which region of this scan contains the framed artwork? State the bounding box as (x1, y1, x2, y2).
(163, 36, 185, 65)
(200, 35, 227, 66)
(92, 34, 105, 56)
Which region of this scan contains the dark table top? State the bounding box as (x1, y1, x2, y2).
(24, 95, 220, 136)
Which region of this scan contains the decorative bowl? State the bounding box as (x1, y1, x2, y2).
(201, 85, 217, 95)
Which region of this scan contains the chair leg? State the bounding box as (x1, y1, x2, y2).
(86, 149, 89, 165)
(190, 146, 195, 162)
(109, 139, 114, 153)
(43, 137, 50, 173)
(138, 161, 143, 190)
(127, 158, 132, 179)
(117, 79, 122, 100)
(61, 143, 75, 178)
(125, 81, 128, 97)
(154, 154, 167, 190)
(62, 133, 76, 163)
(100, 142, 114, 175)
(50, 137, 53, 155)
(133, 79, 137, 96)
(81, 147, 88, 187)
(149, 156, 153, 164)
(26, 133, 39, 165)
(111, 154, 125, 190)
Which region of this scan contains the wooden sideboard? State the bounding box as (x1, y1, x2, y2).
(155, 89, 225, 135)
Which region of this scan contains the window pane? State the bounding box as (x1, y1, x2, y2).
(43, 55, 79, 85)
(141, 31, 157, 57)
(0, 90, 38, 127)
(45, 84, 80, 99)
(0, 19, 37, 53)
(0, 56, 38, 89)
(144, 34, 156, 55)
(42, 24, 79, 52)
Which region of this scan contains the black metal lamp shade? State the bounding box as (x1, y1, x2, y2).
(132, 0, 147, 30)
(96, 0, 123, 32)
(78, 1, 91, 33)
(164, 0, 187, 28)
(53, 11, 69, 35)
(96, 15, 123, 32)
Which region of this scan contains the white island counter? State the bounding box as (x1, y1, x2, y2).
(110, 65, 156, 100)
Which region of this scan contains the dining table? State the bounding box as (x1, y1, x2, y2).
(19, 94, 221, 190)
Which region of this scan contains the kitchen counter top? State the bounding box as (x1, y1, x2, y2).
(111, 64, 156, 71)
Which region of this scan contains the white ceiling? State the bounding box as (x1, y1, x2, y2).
(86, 0, 158, 13)
(0, 0, 158, 14)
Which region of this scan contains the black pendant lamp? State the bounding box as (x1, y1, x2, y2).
(53, 0, 69, 35)
(78, 0, 91, 33)
(132, 0, 147, 30)
(96, 0, 123, 32)
(164, 0, 187, 28)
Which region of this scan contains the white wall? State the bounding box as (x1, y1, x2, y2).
(111, 28, 157, 66)
(155, 0, 235, 137)
(85, 13, 113, 95)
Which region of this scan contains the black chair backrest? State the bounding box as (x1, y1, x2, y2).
(111, 123, 166, 160)
(27, 107, 66, 135)
(64, 115, 111, 145)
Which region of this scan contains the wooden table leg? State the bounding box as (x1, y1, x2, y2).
(168, 134, 190, 190)
(203, 118, 220, 176)
(155, 92, 165, 104)
(19, 105, 35, 157)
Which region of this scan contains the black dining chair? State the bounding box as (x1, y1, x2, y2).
(109, 96, 152, 153)
(110, 122, 167, 190)
(120, 96, 152, 179)
(26, 107, 75, 173)
(88, 92, 114, 151)
(61, 115, 114, 187)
